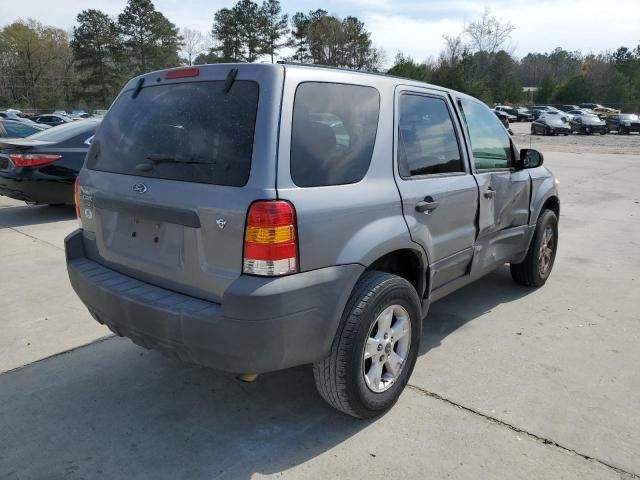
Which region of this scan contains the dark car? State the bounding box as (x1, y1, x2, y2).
(570, 114, 607, 135)
(606, 113, 640, 134)
(0, 120, 99, 205)
(513, 107, 534, 121)
(0, 119, 43, 138)
(493, 110, 513, 134)
(531, 115, 571, 136)
(32, 114, 71, 127)
(556, 105, 580, 112)
(495, 105, 532, 122)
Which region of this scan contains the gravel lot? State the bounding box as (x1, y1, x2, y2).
(1, 134, 639, 479)
(511, 120, 640, 154)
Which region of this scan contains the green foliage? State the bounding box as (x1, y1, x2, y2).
(118, 0, 182, 74)
(284, 10, 384, 70)
(71, 10, 122, 107)
(535, 75, 557, 103)
(387, 53, 429, 81)
(0, 19, 75, 109)
(209, 0, 289, 63)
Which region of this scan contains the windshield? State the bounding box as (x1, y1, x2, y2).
(621, 114, 639, 121)
(87, 80, 259, 187)
(582, 115, 602, 124)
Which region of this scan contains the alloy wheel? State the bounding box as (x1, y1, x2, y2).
(362, 305, 412, 393)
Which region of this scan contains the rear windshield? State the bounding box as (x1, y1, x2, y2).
(87, 81, 259, 187)
(28, 120, 98, 142)
(582, 115, 602, 124)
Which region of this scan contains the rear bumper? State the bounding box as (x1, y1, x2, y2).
(65, 229, 364, 373)
(0, 173, 73, 204)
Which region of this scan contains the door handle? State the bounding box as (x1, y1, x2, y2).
(416, 196, 439, 213)
(484, 187, 496, 199)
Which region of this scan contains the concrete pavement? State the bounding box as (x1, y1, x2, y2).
(1, 151, 639, 479)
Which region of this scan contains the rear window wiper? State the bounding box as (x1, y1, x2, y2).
(136, 154, 212, 172)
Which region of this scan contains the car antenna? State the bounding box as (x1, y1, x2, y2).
(223, 68, 238, 93)
(132, 78, 145, 99)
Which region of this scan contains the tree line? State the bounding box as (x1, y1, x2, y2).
(389, 9, 640, 110)
(0, 2, 638, 111)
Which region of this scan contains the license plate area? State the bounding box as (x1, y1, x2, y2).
(101, 211, 185, 269)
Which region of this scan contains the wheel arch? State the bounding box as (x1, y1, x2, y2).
(363, 248, 429, 300)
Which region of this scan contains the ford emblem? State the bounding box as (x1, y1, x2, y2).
(132, 183, 148, 194)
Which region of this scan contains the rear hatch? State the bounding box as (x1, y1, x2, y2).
(78, 64, 283, 303)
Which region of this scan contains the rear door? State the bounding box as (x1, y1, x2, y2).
(393, 87, 478, 289)
(78, 65, 283, 303)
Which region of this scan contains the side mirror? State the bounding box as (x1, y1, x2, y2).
(519, 148, 544, 169)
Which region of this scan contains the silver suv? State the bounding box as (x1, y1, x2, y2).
(66, 63, 559, 418)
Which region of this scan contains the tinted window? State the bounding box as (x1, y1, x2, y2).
(398, 95, 463, 177)
(87, 81, 258, 187)
(290, 82, 379, 187)
(458, 98, 512, 170)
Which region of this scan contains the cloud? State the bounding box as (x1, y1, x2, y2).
(1, 0, 638, 68)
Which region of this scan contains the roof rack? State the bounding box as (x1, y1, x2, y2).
(276, 60, 397, 80)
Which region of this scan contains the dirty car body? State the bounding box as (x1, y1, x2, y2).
(66, 63, 559, 417)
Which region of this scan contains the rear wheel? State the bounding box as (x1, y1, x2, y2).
(510, 209, 558, 287)
(313, 271, 422, 418)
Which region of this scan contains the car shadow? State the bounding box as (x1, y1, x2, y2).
(0, 203, 75, 228)
(0, 338, 369, 480)
(0, 267, 535, 479)
(419, 266, 533, 355)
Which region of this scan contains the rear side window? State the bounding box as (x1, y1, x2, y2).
(87, 81, 259, 187)
(398, 94, 463, 177)
(290, 82, 380, 187)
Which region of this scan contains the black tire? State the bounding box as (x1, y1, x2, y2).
(530, 127, 536, 135)
(313, 271, 422, 418)
(510, 209, 558, 287)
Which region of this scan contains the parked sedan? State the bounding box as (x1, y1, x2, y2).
(0, 111, 50, 130)
(495, 106, 532, 121)
(0, 119, 43, 138)
(530, 115, 571, 136)
(556, 104, 580, 112)
(606, 113, 640, 134)
(32, 114, 71, 127)
(513, 107, 534, 121)
(0, 120, 100, 205)
(570, 114, 607, 135)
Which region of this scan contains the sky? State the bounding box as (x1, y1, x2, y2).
(2, 0, 639, 66)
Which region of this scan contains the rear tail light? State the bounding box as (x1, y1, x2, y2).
(9, 153, 61, 167)
(243, 200, 298, 276)
(74, 177, 81, 224)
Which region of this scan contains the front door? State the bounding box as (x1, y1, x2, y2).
(394, 88, 478, 290)
(456, 97, 531, 262)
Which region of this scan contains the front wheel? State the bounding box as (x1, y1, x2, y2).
(510, 209, 558, 287)
(313, 271, 422, 418)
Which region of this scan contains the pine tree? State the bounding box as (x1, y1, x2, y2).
(71, 9, 122, 106)
(118, 0, 182, 74)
